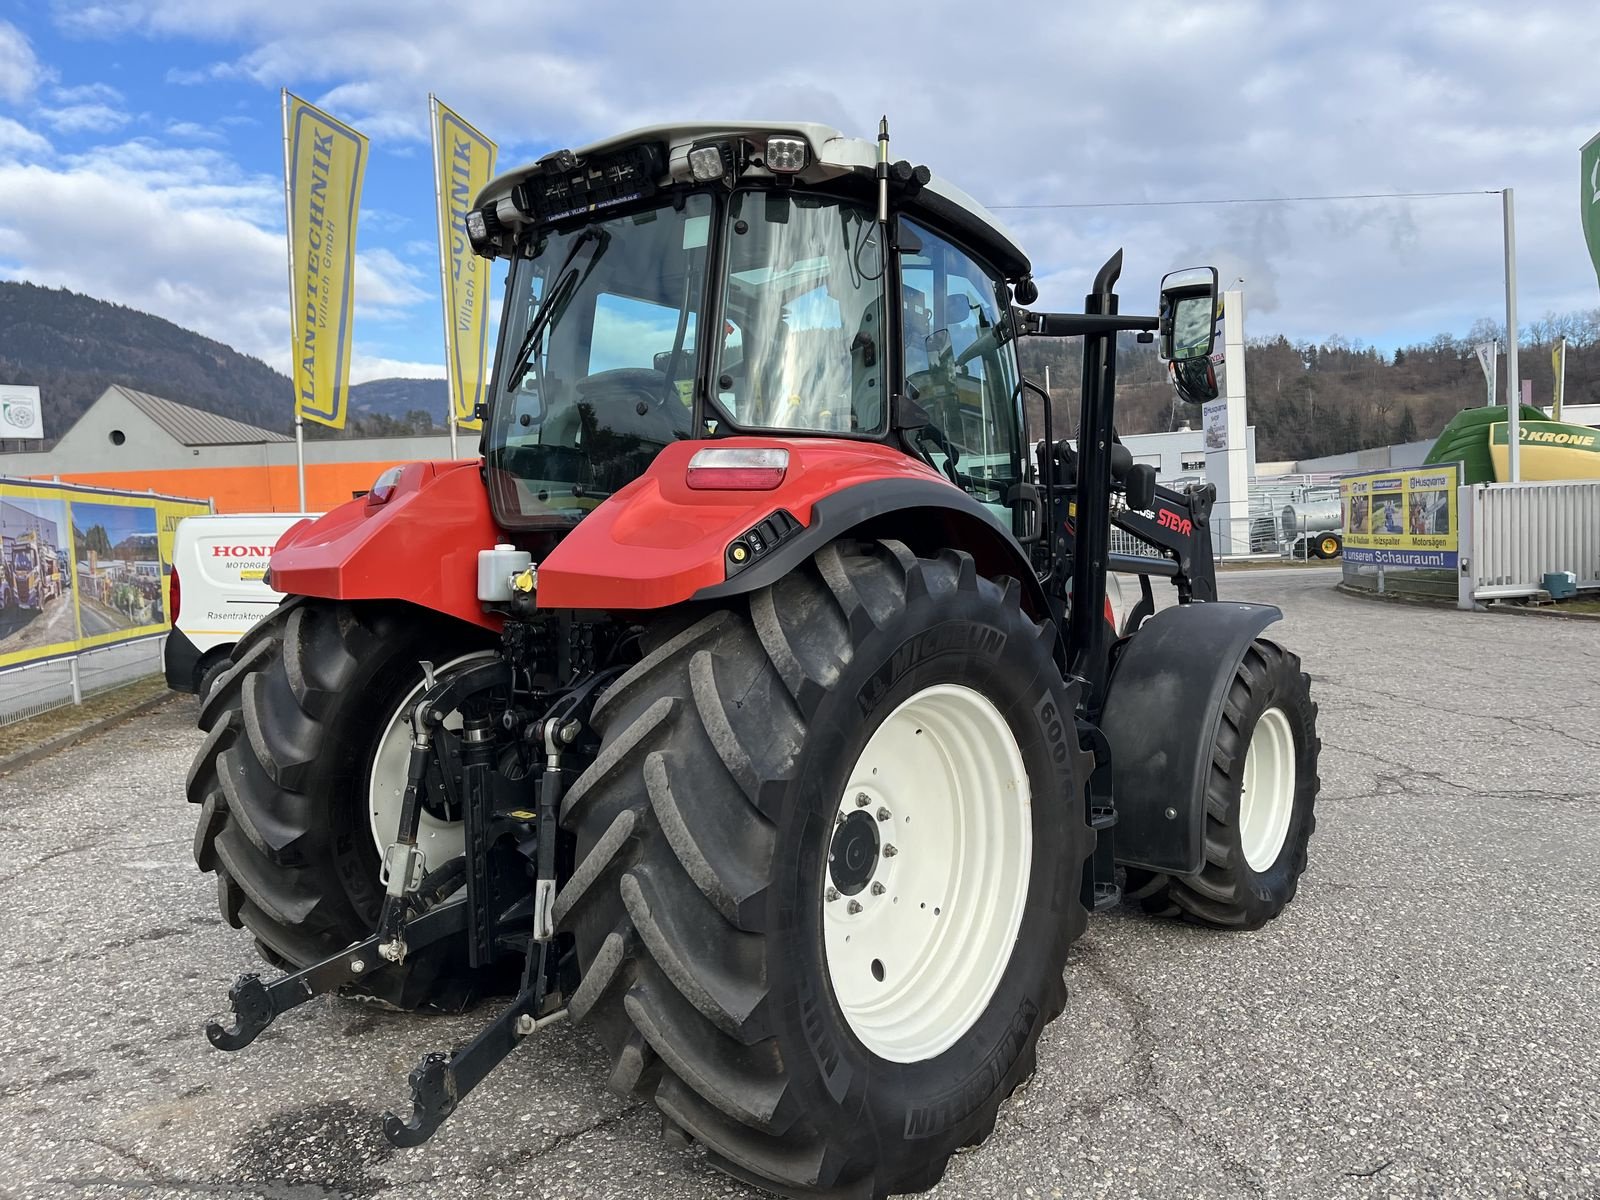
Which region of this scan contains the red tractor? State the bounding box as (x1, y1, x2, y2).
(191, 120, 1318, 1199)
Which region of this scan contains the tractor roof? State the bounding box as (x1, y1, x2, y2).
(475, 121, 1031, 279)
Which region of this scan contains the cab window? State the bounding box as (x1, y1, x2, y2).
(900, 224, 1023, 526)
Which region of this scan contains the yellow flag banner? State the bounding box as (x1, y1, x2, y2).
(1552, 338, 1566, 422)
(430, 97, 498, 433)
(283, 92, 367, 430)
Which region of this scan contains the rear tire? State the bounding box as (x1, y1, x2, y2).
(557, 539, 1093, 1198)
(1123, 639, 1319, 929)
(188, 600, 491, 1008)
(1314, 534, 1341, 559)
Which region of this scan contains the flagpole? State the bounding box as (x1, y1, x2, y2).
(1554, 336, 1566, 422)
(1502, 186, 1520, 482)
(281, 89, 308, 511)
(429, 94, 459, 460)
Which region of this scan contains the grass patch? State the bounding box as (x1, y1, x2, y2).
(0, 674, 174, 761)
(1554, 596, 1600, 615)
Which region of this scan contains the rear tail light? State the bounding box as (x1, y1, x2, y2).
(169, 566, 181, 624)
(685, 447, 789, 491)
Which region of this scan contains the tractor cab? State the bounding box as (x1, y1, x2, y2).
(471, 123, 1030, 536)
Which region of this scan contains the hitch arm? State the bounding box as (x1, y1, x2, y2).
(384, 999, 568, 1147)
(206, 896, 468, 1051)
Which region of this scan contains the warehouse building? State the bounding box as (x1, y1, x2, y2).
(0, 385, 460, 512)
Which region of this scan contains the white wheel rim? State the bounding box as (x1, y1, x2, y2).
(1239, 706, 1296, 872)
(367, 652, 497, 876)
(822, 683, 1032, 1064)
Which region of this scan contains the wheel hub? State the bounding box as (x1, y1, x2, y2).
(821, 684, 1032, 1064)
(368, 651, 498, 874)
(828, 809, 880, 896)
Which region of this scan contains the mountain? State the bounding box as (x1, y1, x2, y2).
(349, 376, 448, 423)
(0, 281, 446, 446)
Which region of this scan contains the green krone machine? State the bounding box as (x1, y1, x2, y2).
(1423, 405, 1600, 483)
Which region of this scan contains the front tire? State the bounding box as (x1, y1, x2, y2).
(188, 600, 490, 1008)
(1124, 639, 1319, 929)
(556, 540, 1093, 1198)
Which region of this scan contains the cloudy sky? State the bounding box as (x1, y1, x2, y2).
(1, 1, 1597, 384)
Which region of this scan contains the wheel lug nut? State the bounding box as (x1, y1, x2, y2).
(882, 844, 898, 857)
(871, 882, 886, 896)
(847, 900, 863, 914)
(855, 792, 870, 807)
(875, 806, 891, 822)
(825, 887, 839, 902)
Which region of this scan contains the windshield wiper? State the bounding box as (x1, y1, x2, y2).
(505, 225, 607, 395)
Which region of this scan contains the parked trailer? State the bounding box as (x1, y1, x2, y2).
(1281, 499, 1343, 558)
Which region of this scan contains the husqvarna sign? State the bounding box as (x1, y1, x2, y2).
(0, 385, 43, 440)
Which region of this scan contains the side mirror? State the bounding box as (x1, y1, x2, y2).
(1166, 356, 1220, 406)
(1158, 266, 1221, 405)
(1158, 266, 1219, 363)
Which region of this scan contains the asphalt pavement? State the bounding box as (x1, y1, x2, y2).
(0, 568, 1596, 1199)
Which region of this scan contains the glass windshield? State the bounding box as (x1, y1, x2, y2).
(485, 195, 712, 527)
(715, 192, 886, 434)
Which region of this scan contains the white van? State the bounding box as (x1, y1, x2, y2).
(163, 513, 315, 696)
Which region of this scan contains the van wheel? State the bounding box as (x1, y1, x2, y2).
(196, 656, 231, 702)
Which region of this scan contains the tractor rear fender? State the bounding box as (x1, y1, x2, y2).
(269, 460, 505, 632)
(266, 441, 1047, 630)
(535, 437, 1050, 619)
(1099, 600, 1282, 874)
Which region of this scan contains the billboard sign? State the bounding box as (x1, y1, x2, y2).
(0, 477, 209, 670)
(1340, 464, 1459, 569)
(0, 385, 43, 440)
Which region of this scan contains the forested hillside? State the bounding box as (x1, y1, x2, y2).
(1016, 310, 1600, 462)
(3, 280, 1597, 462)
(0, 282, 446, 446)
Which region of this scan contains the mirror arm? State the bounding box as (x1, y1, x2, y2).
(1016, 309, 1158, 338)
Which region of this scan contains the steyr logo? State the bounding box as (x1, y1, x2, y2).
(1156, 509, 1193, 536)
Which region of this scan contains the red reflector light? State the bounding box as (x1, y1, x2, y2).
(685, 447, 789, 491)
(169, 566, 181, 624)
(368, 465, 405, 506)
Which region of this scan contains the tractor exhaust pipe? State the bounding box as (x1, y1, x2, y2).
(1067, 249, 1124, 712)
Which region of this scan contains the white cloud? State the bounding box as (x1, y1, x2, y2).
(349, 353, 444, 384)
(50, 81, 123, 105)
(0, 117, 51, 158)
(164, 119, 224, 142)
(0, 20, 44, 105)
(37, 103, 130, 134)
(0, 159, 288, 361)
(354, 247, 428, 317)
(25, 0, 1600, 355)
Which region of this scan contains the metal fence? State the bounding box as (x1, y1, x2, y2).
(0, 636, 164, 727)
(1459, 480, 1600, 607)
(1249, 476, 1342, 554)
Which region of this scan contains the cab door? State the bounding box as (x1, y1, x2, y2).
(899, 222, 1025, 531)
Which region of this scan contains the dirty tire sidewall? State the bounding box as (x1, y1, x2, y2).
(560, 542, 1091, 1199)
(189, 600, 491, 1009)
(776, 584, 1086, 1182)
